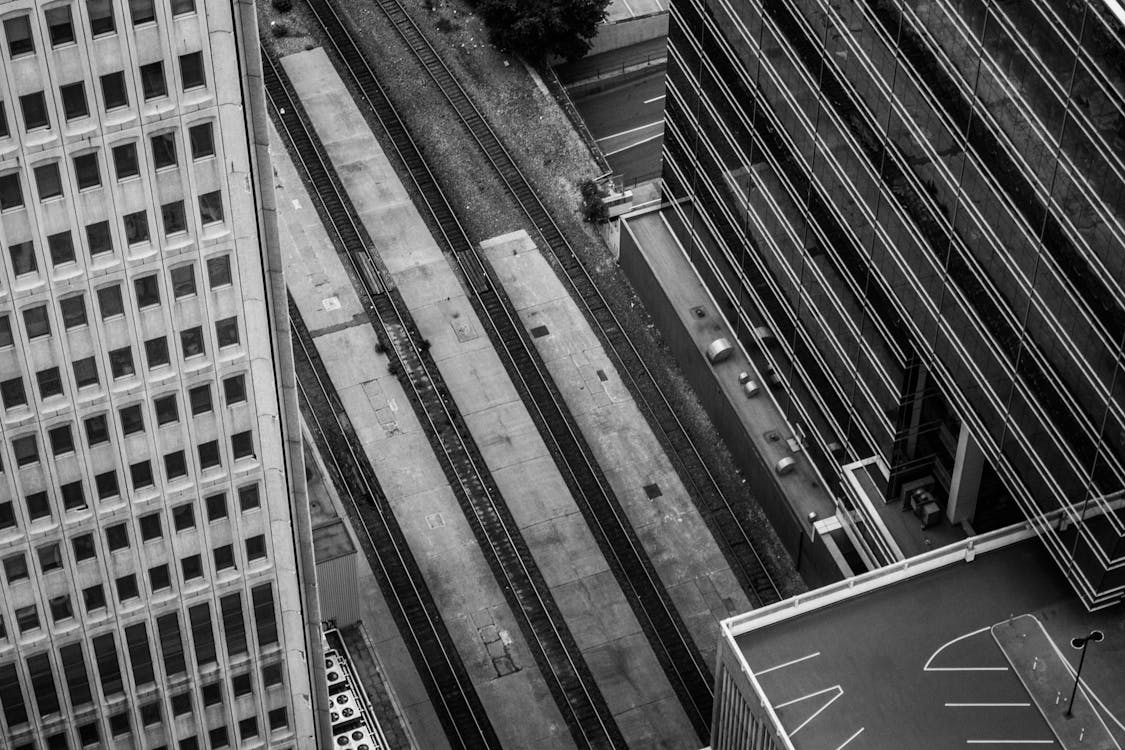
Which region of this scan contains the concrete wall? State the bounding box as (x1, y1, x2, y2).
(588, 13, 669, 56)
(619, 220, 839, 587)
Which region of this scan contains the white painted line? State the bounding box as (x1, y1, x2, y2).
(835, 727, 864, 749)
(965, 741, 1054, 745)
(604, 131, 663, 157)
(596, 120, 664, 142)
(925, 626, 1008, 671)
(643, 94, 666, 104)
(788, 686, 843, 736)
(775, 685, 839, 710)
(946, 702, 1031, 707)
(756, 652, 821, 677)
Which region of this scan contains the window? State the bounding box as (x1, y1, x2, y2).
(164, 450, 186, 479)
(86, 220, 113, 256)
(48, 232, 75, 266)
(9, 241, 36, 276)
(198, 190, 224, 224)
(140, 61, 166, 99)
(112, 143, 138, 179)
(0, 173, 21, 210)
(46, 6, 74, 46)
(179, 52, 205, 89)
(170, 264, 195, 297)
(231, 672, 252, 696)
(73, 153, 100, 189)
(239, 483, 260, 512)
(180, 327, 204, 358)
(0, 101, 7, 138)
(232, 431, 254, 460)
(139, 512, 161, 541)
(198, 441, 220, 469)
(25, 491, 50, 520)
(100, 71, 128, 109)
(73, 357, 98, 388)
(219, 593, 246, 653)
(130, 0, 155, 24)
(77, 723, 99, 746)
(223, 375, 246, 405)
(123, 210, 149, 245)
(4, 16, 33, 57)
(239, 717, 258, 741)
(268, 707, 288, 732)
(200, 681, 221, 705)
(132, 275, 158, 309)
(108, 346, 134, 378)
(119, 404, 144, 434)
(189, 384, 211, 414)
(0, 316, 10, 347)
(49, 595, 72, 622)
(15, 605, 39, 634)
(94, 470, 118, 499)
(208, 727, 229, 749)
(28, 654, 61, 717)
(4, 554, 28, 582)
(140, 701, 161, 726)
(181, 553, 202, 580)
(24, 305, 50, 338)
(161, 200, 186, 234)
(115, 574, 138, 602)
(106, 524, 128, 550)
(246, 535, 266, 561)
(149, 564, 170, 591)
(59, 86, 89, 128)
(72, 533, 96, 561)
(87, 0, 116, 35)
(262, 662, 284, 687)
(171, 692, 191, 716)
(205, 493, 227, 521)
(34, 163, 62, 200)
(61, 644, 94, 709)
(38, 544, 62, 572)
(0, 378, 25, 409)
(154, 394, 177, 425)
(189, 122, 214, 160)
(0, 502, 15, 531)
(37, 367, 63, 399)
(47, 424, 73, 455)
(129, 460, 153, 489)
(61, 482, 86, 512)
(98, 285, 124, 319)
(13, 435, 39, 466)
(151, 132, 176, 167)
(216, 317, 239, 348)
(83, 585, 106, 613)
(173, 504, 194, 531)
(144, 336, 169, 368)
(171, 0, 195, 14)
(20, 92, 49, 130)
(84, 415, 108, 445)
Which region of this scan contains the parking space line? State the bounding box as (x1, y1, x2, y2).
(596, 120, 664, 142)
(756, 651, 821, 676)
(643, 94, 666, 104)
(835, 727, 864, 749)
(925, 626, 1009, 671)
(604, 131, 663, 157)
(776, 685, 843, 736)
(946, 702, 1031, 707)
(965, 741, 1054, 745)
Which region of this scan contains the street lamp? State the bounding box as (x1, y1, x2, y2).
(1065, 630, 1104, 718)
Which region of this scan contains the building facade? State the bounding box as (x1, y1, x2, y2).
(0, 0, 323, 746)
(662, 0, 1125, 607)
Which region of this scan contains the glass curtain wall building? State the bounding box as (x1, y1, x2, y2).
(662, 0, 1125, 608)
(0, 0, 324, 746)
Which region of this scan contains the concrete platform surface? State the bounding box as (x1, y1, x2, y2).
(482, 230, 751, 671)
(272, 119, 572, 749)
(281, 48, 698, 748)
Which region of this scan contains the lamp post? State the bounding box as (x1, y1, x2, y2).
(1065, 630, 1104, 718)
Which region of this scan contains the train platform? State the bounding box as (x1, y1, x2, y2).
(722, 529, 1125, 749)
(271, 120, 572, 748)
(481, 230, 751, 669)
(279, 48, 698, 747)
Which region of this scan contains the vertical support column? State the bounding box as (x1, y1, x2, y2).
(947, 424, 985, 524)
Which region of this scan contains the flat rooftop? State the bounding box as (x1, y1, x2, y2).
(726, 532, 1125, 749)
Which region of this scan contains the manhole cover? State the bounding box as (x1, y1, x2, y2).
(425, 513, 445, 529)
(643, 483, 662, 499)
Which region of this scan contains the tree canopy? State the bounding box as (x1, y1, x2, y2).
(475, 0, 610, 63)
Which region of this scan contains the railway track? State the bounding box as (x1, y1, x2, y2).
(297, 0, 721, 739)
(318, 0, 785, 611)
(289, 300, 498, 749)
(264, 52, 624, 749)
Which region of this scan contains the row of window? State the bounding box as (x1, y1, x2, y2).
(5, 0, 199, 61)
(0, 51, 206, 141)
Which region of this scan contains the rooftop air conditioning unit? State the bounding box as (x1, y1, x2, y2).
(775, 457, 797, 475)
(706, 338, 733, 363)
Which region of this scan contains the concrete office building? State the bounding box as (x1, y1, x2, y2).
(661, 0, 1125, 607)
(0, 0, 324, 747)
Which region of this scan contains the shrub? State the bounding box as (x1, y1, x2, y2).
(272, 0, 292, 11)
(270, 21, 289, 37)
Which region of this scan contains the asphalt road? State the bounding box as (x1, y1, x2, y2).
(570, 67, 667, 185)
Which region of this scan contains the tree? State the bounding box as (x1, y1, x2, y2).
(476, 0, 610, 63)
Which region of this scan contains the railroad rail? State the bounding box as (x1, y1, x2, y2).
(296, 0, 722, 739)
(290, 300, 497, 749)
(264, 52, 624, 749)
(317, 0, 785, 612)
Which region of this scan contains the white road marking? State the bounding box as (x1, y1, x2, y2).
(835, 728, 864, 749)
(925, 626, 1008, 671)
(756, 652, 821, 677)
(596, 120, 664, 142)
(775, 685, 843, 736)
(643, 94, 666, 104)
(604, 131, 663, 157)
(965, 741, 1054, 745)
(946, 702, 1031, 707)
